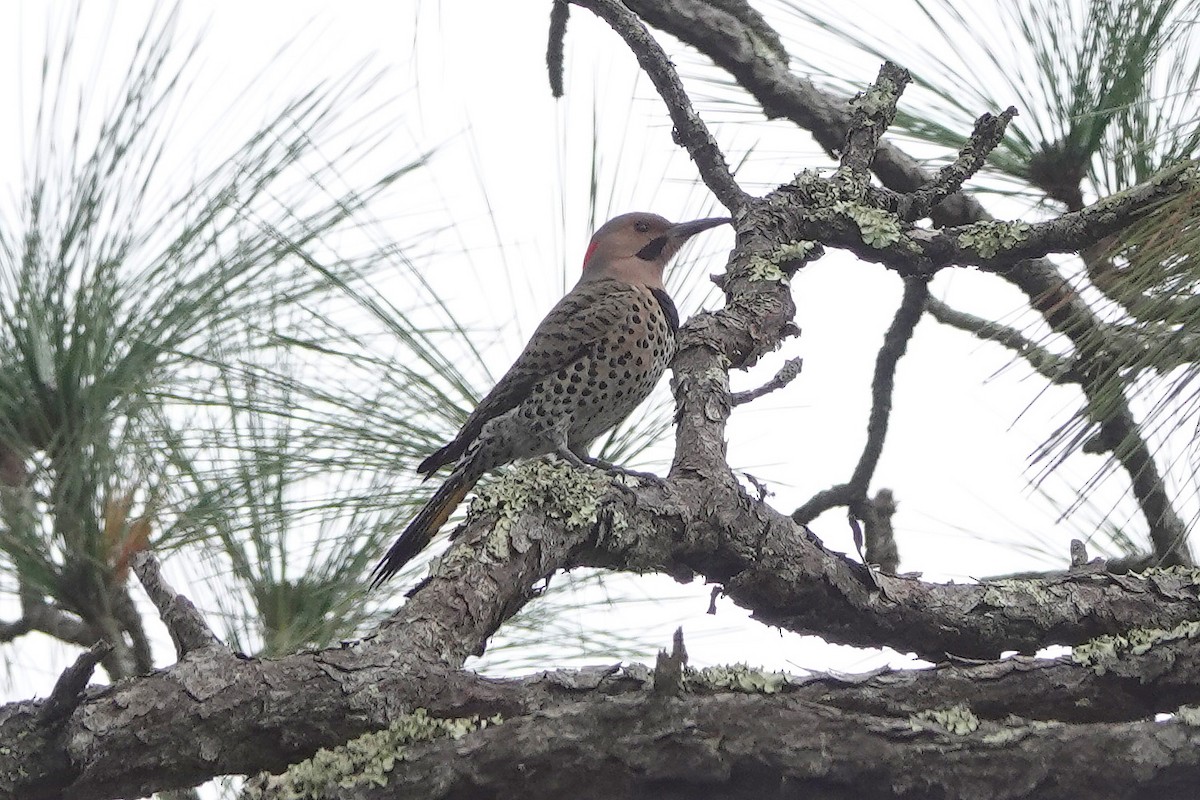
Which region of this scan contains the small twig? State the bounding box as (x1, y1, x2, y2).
(863, 488, 899, 574)
(740, 472, 772, 503)
(37, 640, 112, 724)
(850, 277, 929, 497)
(730, 357, 803, 406)
(571, 0, 749, 210)
(836, 61, 910, 185)
(546, 0, 570, 98)
(1070, 539, 1089, 568)
(707, 586, 721, 615)
(901, 107, 1018, 221)
(131, 551, 220, 658)
(792, 482, 851, 525)
(0, 615, 31, 642)
(653, 626, 688, 696)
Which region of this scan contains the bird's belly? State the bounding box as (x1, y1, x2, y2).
(498, 345, 674, 458)
(482, 290, 677, 463)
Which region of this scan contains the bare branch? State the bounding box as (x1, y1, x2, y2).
(37, 641, 112, 725)
(791, 483, 852, 525)
(791, 277, 927, 525)
(546, 0, 569, 98)
(1, 595, 101, 648)
(570, 0, 750, 210)
(131, 552, 220, 658)
(931, 297, 1191, 567)
(902, 107, 1019, 221)
(851, 277, 927, 498)
(729, 357, 802, 406)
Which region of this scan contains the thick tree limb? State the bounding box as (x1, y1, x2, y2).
(266, 692, 1200, 800)
(8, 527, 1200, 800)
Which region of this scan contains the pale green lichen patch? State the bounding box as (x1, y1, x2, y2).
(832, 201, 903, 248)
(469, 458, 612, 551)
(745, 255, 790, 284)
(775, 239, 817, 262)
(957, 221, 1032, 258)
(849, 83, 896, 117)
(787, 168, 830, 193)
(981, 727, 1024, 746)
(1137, 564, 1200, 589)
(910, 703, 979, 736)
(744, 241, 815, 283)
(690, 664, 798, 694)
(253, 709, 501, 799)
(981, 719, 1060, 745)
(980, 577, 1054, 608)
(1072, 619, 1200, 675)
(1174, 705, 1200, 726)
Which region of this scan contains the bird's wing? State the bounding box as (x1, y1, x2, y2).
(418, 278, 634, 474)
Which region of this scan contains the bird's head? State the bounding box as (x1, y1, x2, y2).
(580, 212, 730, 288)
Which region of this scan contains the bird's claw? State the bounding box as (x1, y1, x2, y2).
(576, 454, 659, 481)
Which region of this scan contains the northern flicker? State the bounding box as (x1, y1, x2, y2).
(371, 212, 730, 586)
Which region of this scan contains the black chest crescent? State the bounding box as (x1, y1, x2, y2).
(649, 288, 679, 335)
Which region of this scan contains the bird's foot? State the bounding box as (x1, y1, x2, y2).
(576, 454, 665, 486)
(552, 449, 665, 494)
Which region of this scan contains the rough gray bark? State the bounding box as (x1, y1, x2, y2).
(3, 2, 1200, 798)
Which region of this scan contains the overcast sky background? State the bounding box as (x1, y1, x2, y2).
(1, 0, 1177, 715)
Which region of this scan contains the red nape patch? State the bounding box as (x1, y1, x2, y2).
(581, 239, 599, 270)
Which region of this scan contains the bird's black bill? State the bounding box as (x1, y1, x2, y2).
(666, 216, 732, 240)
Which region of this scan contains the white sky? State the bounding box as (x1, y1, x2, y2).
(0, 0, 1182, 719)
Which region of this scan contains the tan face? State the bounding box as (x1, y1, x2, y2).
(580, 213, 730, 286)
(581, 213, 675, 270)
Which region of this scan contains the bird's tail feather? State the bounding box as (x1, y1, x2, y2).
(371, 466, 478, 588)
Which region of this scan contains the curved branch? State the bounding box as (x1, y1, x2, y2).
(570, 0, 750, 211)
(792, 277, 928, 525)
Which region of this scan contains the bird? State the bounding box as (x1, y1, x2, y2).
(371, 212, 731, 587)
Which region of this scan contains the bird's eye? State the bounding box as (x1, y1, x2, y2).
(634, 221, 650, 233)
